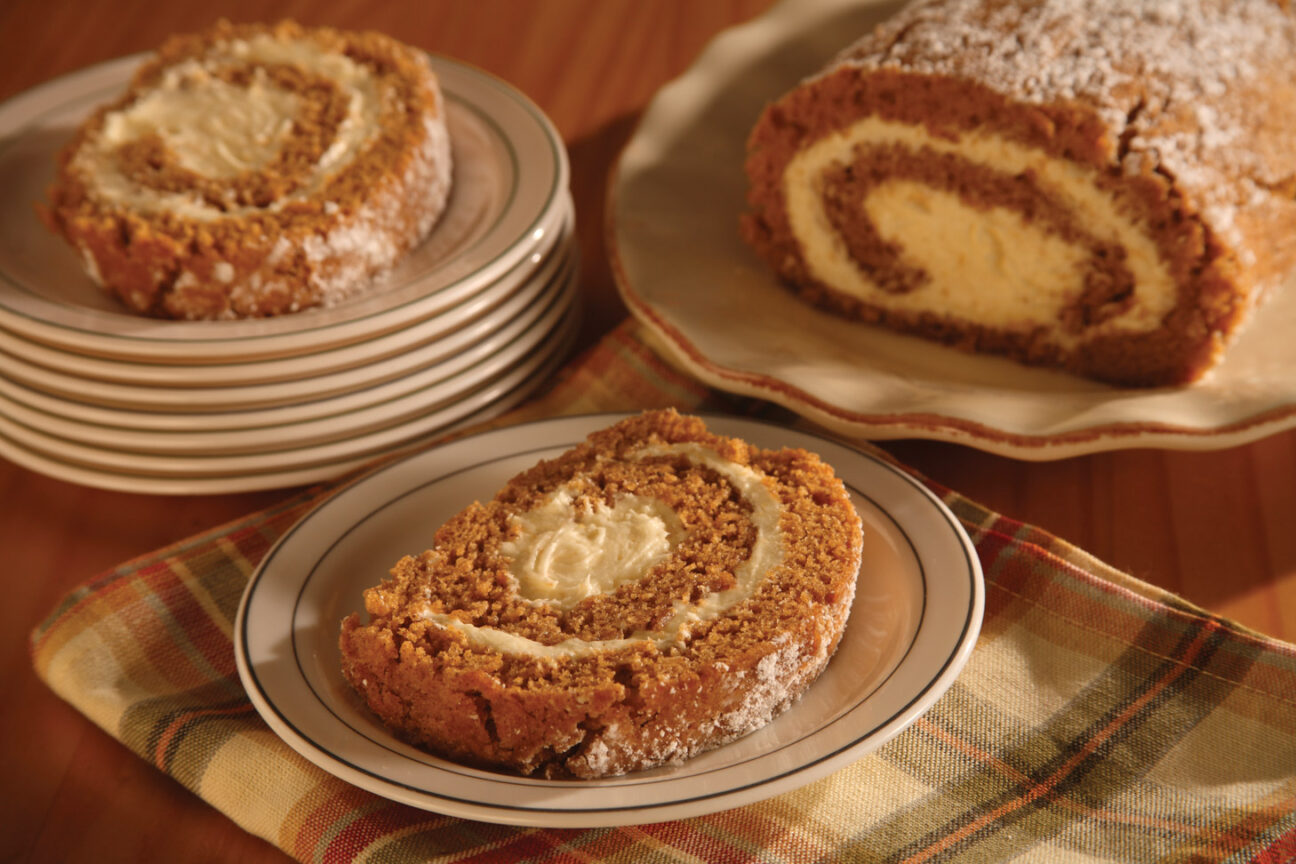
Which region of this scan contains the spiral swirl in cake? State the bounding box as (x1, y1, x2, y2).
(43, 20, 452, 319)
(338, 410, 863, 778)
(742, 0, 1296, 386)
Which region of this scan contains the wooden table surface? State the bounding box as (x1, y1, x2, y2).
(2, 2, 1293, 861)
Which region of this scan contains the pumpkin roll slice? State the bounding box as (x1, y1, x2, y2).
(742, 0, 1296, 386)
(339, 409, 863, 778)
(43, 20, 452, 320)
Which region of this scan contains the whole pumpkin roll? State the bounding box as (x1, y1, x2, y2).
(741, 0, 1296, 386)
(43, 20, 453, 320)
(339, 409, 864, 778)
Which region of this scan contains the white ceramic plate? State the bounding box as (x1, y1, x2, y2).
(0, 256, 577, 454)
(0, 331, 571, 495)
(608, 0, 1296, 460)
(0, 193, 573, 387)
(0, 238, 574, 433)
(0, 277, 579, 476)
(0, 221, 575, 412)
(0, 53, 568, 362)
(0, 302, 579, 493)
(234, 413, 983, 827)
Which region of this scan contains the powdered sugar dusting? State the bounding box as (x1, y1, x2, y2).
(581, 733, 613, 776)
(305, 93, 452, 308)
(832, 0, 1296, 241)
(717, 636, 805, 735)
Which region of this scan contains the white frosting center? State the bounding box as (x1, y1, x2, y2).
(78, 33, 383, 220)
(420, 442, 787, 658)
(103, 63, 299, 177)
(783, 116, 1176, 344)
(501, 490, 685, 610)
(864, 180, 1091, 321)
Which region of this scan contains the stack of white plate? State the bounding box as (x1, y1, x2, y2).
(0, 55, 578, 494)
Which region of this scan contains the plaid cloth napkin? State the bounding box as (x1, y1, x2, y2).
(31, 320, 1296, 863)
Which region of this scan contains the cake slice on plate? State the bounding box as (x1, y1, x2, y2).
(339, 409, 863, 778)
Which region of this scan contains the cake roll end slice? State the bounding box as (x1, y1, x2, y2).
(742, 0, 1296, 386)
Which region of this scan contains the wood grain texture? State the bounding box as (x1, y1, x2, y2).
(1, 1, 1293, 861)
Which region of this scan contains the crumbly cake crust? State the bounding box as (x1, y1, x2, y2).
(338, 409, 863, 778)
(42, 20, 452, 320)
(742, 0, 1296, 387)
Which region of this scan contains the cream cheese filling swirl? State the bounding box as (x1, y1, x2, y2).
(73, 32, 385, 221)
(785, 116, 1177, 346)
(418, 442, 786, 659)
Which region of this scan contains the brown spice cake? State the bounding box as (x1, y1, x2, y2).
(42, 20, 452, 320)
(742, 0, 1296, 387)
(338, 409, 863, 778)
